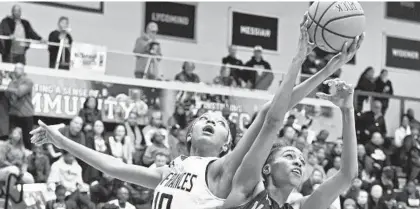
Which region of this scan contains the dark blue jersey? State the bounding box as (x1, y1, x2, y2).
(228, 190, 294, 209)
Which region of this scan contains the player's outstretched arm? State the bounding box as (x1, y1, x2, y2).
(300, 79, 358, 209)
(30, 121, 166, 189)
(222, 16, 310, 208)
(216, 20, 363, 184)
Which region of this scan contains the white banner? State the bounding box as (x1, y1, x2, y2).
(70, 42, 107, 73)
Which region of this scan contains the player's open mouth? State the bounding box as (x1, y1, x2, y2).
(202, 125, 215, 135)
(291, 168, 302, 176)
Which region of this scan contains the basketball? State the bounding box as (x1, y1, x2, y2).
(307, 1, 366, 53)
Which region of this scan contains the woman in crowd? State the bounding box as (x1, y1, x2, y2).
(78, 97, 103, 133)
(374, 69, 393, 115)
(0, 127, 34, 183)
(107, 124, 133, 164)
(30, 14, 354, 209)
(355, 67, 376, 112)
(84, 120, 109, 183)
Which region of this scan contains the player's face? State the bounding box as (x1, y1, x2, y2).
(190, 112, 230, 153)
(270, 147, 305, 187)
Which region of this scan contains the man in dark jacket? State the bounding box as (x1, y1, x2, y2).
(222, 45, 243, 85)
(243, 45, 273, 90)
(0, 4, 44, 64)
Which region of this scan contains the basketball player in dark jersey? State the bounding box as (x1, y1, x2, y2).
(222, 15, 364, 208)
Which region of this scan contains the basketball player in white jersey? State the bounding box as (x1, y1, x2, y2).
(222, 30, 362, 209)
(30, 14, 355, 209)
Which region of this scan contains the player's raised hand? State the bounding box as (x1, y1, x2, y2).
(316, 78, 354, 109)
(326, 33, 365, 69)
(297, 13, 316, 57)
(30, 120, 66, 148)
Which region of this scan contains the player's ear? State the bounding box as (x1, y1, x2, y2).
(262, 164, 271, 175)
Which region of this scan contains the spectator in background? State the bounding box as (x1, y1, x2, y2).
(374, 69, 393, 115)
(108, 124, 133, 164)
(168, 103, 188, 130)
(48, 151, 95, 209)
(133, 22, 161, 79)
(244, 45, 273, 90)
(6, 63, 34, 150)
(0, 71, 9, 141)
(141, 41, 161, 80)
(368, 184, 389, 209)
(0, 127, 34, 184)
(175, 61, 200, 83)
(365, 132, 388, 178)
(301, 51, 320, 76)
(27, 144, 50, 183)
(276, 125, 296, 146)
(142, 129, 170, 166)
(0, 4, 44, 64)
(213, 66, 237, 87)
(48, 16, 73, 70)
(356, 190, 369, 209)
(78, 96, 103, 133)
(300, 168, 324, 196)
(402, 126, 420, 181)
(90, 173, 124, 206)
(143, 111, 168, 147)
(108, 186, 136, 209)
(356, 100, 387, 145)
(355, 67, 376, 112)
(394, 115, 411, 149)
(407, 108, 420, 128)
(396, 180, 420, 208)
(46, 185, 78, 209)
(84, 120, 108, 183)
(222, 45, 243, 84)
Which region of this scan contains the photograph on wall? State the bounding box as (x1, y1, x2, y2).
(144, 2, 196, 40)
(230, 10, 278, 51)
(386, 2, 420, 23)
(385, 35, 420, 71)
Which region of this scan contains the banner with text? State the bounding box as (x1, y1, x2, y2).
(386, 2, 420, 23)
(145, 2, 196, 40)
(230, 11, 278, 51)
(0, 67, 342, 140)
(70, 42, 107, 73)
(385, 36, 420, 71)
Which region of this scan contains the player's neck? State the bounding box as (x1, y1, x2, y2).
(266, 183, 293, 206)
(190, 146, 220, 157)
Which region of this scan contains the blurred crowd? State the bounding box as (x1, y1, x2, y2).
(1, 3, 420, 209)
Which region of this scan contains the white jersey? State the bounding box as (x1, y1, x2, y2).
(152, 155, 225, 209)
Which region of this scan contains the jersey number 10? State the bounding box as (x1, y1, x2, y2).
(153, 192, 173, 209)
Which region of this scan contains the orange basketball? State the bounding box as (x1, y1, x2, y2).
(307, 1, 366, 53)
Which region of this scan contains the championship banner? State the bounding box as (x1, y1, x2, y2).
(145, 2, 196, 40)
(0, 64, 342, 140)
(385, 36, 420, 71)
(70, 42, 107, 73)
(386, 2, 420, 23)
(230, 10, 278, 51)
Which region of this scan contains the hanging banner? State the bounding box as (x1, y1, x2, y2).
(70, 42, 107, 73)
(0, 63, 342, 141)
(230, 10, 278, 51)
(385, 36, 420, 71)
(386, 2, 420, 23)
(145, 2, 196, 40)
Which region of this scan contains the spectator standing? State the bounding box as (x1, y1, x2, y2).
(7, 63, 34, 150)
(356, 100, 387, 145)
(27, 144, 50, 183)
(78, 96, 103, 133)
(0, 71, 9, 140)
(133, 22, 162, 79)
(174, 61, 200, 83)
(108, 186, 136, 209)
(142, 42, 161, 79)
(222, 45, 243, 84)
(48, 16, 72, 70)
(407, 108, 420, 128)
(0, 5, 44, 64)
(355, 67, 376, 112)
(374, 69, 393, 115)
(243, 45, 273, 90)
